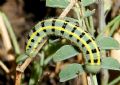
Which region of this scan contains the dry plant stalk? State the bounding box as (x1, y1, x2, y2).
(77, 53, 88, 85)
(82, 72, 88, 85)
(15, 39, 47, 85)
(0, 15, 15, 61)
(0, 15, 15, 74)
(59, 0, 77, 19)
(0, 16, 12, 52)
(55, 62, 61, 73)
(0, 49, 6, 58)
(0, 60, 10, 73)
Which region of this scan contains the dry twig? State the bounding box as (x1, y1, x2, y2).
(59, 0, 77, 19)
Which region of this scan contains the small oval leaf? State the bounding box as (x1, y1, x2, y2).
(29, 62, 43, 85)
(59, 63, 84, 82)
(81, 0, 96, 6)
(102, 57, 120, 70)
(46, 0, 69, 8)
(16, 53, 28, 63)
(96, 37, 120, 50)
(52, 45, 79, 62)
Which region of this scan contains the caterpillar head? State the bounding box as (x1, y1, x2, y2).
(84, 59, 101, 74)
(84, 64, 101, 74)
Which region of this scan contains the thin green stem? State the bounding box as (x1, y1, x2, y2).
(88, 16, 95, 35)
(74, 2, 87, 30)
(96, 15, 120, 40)
(44, 56, 53, 66)
(89, 74, 98, 85)
(38, 52, 44, 66)
(85, 18, 90, 30)
(109, 19, 120, 36)
(80, 5, 87, 30)
(92, 74, 98, 85)
(74, 4, 82, 27)
(98, 0, 106, 32)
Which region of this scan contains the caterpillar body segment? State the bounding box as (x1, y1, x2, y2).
(25, 17, 101, 73)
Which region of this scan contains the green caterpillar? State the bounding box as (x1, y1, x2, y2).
(25, 17, 101, 73)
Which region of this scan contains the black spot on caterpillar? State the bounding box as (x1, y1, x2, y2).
(71, 27, 77, 33)
(86, 39, 92, 44)
(76, 39, 79, 42)
(41, 21, 44, 27)
(69, 34, 73, 37)
(61, 31, 64, 34)
(27, 35, 30, 39)
(51, 28, 55, 32)
(31, 39, 35, 42)
(88, 59, 98, 63)
(29, 46, 31, 48)
(82, 44, 85, 47)
(36, 32, 40, 36)
(79, 32, 85, 38)
(43, 29, 47, 32)
(52, 20, 56, 26)
(62, 22, 67, 29)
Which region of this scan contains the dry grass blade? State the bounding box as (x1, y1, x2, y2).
(0, 15, 12, 52)
(0, 15, 15, 61)
(0, 60, 10, 73)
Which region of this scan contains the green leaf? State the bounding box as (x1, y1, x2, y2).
(53, 45, 79, 62)
(46, 0, 69, 8)
(84, 9, 95, 17)
(101, 57, 120, 71)
(81, 0, 96, 6)
(29, 53, 44, 85)
(43, 41, 64, 57)
(59, 63, 84, 82)
(29, 63, 43, 85)
(96, 37, 120, 50)
(16, 53, 28, 63)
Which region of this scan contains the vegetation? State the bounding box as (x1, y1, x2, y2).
(0, 0, 120, 85)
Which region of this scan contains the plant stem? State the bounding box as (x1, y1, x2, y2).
(15, 39, 47, 85)
(109, 19, 120, 36)
(74, 3, 82, 27)
(93, 75, 98, 85)
(38, 52, 44, 66)
(90, 74, 98, 85)
(88, 16, 95, 36)
(96, 15, 120, 39)
(98, 0, 106, 32)
(59, 0, 77, 19)
(44, 56, 53, 66)
(108, 76, 120, 85)
(0, 12, 20, 55)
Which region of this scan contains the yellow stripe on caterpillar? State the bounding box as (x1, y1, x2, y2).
(34, 19, 100, 64)
(26, 18, 101, 65)
(26, 26, 95, 65)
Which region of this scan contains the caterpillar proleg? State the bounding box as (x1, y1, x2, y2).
(25, 17, 101, 73)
